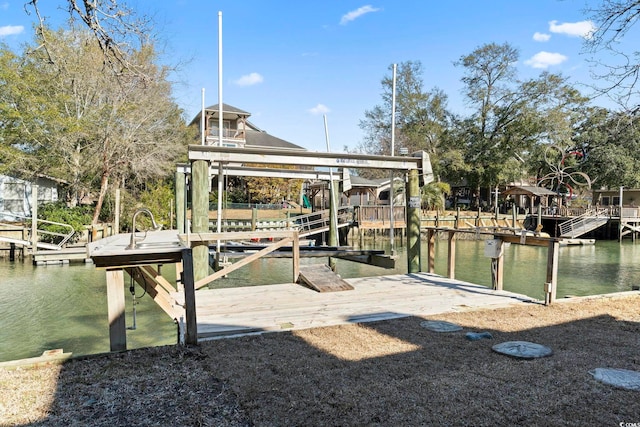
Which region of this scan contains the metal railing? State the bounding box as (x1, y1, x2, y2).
(0, 212, 75, 248)
(558, 208, 609, 238)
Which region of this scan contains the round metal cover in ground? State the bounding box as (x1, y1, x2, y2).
(589, 368, 640, 391)
(492, 341, 553, 359)
(420, 320, 463, 332)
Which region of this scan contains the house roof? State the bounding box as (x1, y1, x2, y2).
(189, 103, 306, 151)
(244, 129, 305, 151)
(503, 185, 558, 197)
(189, 103, 251, 126)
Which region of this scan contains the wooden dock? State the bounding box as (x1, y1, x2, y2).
(172, 273, 535, 340)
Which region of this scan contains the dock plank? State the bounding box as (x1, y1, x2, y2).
(182, 272, 535, 340)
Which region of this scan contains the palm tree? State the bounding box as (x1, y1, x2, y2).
(421, 182, 451, 211)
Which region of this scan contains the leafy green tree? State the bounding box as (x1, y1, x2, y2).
(421, 181, 451, 211)
(6, 27, 189, 223)
(576, 108, 640, 188)
(358, 61, 451, 179)
(454, 43, 589, 196)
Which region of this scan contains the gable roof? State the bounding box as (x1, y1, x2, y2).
(189, 103, 306, 151)
(503, 185, 558, 197)
(189, 103, 251, 127)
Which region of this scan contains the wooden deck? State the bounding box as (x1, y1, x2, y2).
(173, 272, 536, 340)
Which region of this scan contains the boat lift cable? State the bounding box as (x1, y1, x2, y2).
(127, 270, 148, 330)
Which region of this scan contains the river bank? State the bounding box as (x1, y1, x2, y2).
(2, 292, 639, 426)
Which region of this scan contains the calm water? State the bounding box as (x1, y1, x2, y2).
(1, 238, 638, 362)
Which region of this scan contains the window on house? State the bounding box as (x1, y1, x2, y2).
(612, 196, 620, 205)
(601, 196, 610, 206)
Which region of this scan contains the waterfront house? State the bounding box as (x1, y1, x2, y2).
(0, 173, 64, 221)
(592, 188, 640, 208)
(189, 103, 306, 151)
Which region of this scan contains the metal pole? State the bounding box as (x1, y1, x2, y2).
(30, 184, 38, 254)
(201, 88, 205, 146)
(216, 11, 223, 264)
(389, 63, 397, 255)
(619, 186, 624, 242)
(323, 115, 339, 270)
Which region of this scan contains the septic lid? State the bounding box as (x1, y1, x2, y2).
(492, 341, 553, 359)
(589, 368, 640, 391)
(420, 320, 463, 332)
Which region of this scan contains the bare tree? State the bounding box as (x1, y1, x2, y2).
(26, 0, 154, 74)
(585, 0, 640, 111)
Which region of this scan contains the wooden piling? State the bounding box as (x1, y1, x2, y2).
(181, 248, 198, 345)
(191, 159, 210, 282)
(406, 169, 421, 273)
(106, 269, 126, 352)
(545, 240, 559, 305)
(447, 230, 456, 279)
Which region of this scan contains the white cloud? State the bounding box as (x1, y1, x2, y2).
(0, 25, 24, 37)
(533, 32, 551, 42)
(309, 104, 330, 115)
(549, 20, 595, 39)
(233, 72, 264, 86)
(524, 51, 568, 69)
(340, 5, 380, 25)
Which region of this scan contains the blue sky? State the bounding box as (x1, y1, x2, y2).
(0, 1, 618, 152)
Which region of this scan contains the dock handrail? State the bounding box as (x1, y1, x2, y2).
(0, 212, 75, 249)
(558, 208, 609, 238)
(292, 207, 353, 236)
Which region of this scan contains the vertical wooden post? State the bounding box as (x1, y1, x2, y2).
(545, 240, 559, 305)
(447, 230, 456, 279)
(426, 229, 436, 274)
(175, 171, 186, 234)
(31, 185, 38, 254)
(191, 159, 210, 282)
(114, 188, 121, 234)
(251, 208, 257, 231)
(512, 206, 517, 228)
(292, 231, 300, 283)
(455, 207, 460, 229)
(490, 239, 504, 291)
(181, 248, 198, 345)
(406, 169, 421, 273)
(106, 269, 126, 352)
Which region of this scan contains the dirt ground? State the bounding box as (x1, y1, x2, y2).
(2, 293, 640, 426)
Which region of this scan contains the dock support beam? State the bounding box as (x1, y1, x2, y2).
(181, 248, 198, 345)
(106, 269, 126, 352)
(406, 169, 421, 273)
(191, 159, 210, 282)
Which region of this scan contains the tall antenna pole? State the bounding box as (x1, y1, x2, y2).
(216, 11, 223, 265)
(200, 88, 205, 145)
(389, 64, 397, 255)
